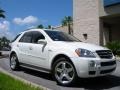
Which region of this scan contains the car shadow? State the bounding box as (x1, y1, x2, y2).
(19, 67, 120, 90)
(20, 67, 54, 81)
(71, 75, 120, 90)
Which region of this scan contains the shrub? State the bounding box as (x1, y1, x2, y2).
(0, 52, 2, 56)
(106, 41, 120, 56)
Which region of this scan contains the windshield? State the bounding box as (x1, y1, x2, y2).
(12, 33, 21, 42)
(45, 30, 80, 42)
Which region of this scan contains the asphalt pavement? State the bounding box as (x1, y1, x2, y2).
(0, 57, 120, 90)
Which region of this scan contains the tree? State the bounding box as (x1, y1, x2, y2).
(61, 16, 73, 35)
(37, 24, 44, 29)
(0, 9, 5, 18)
(1, 36, 9, 46)
(46, 25, 52, 29)
(0, 38, 2, 50)
(0, 8, 5, 55)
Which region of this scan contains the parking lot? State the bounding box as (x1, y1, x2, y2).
(0, 54, 120, 90)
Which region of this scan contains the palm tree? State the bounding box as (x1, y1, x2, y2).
(37, 24, 44, 29)
(46, 25, 52, 29)
(1, 36, 8, 46)
(0, 9, 5, 18)
(0, 8, 5, 55)
(61, 16, 73, 35)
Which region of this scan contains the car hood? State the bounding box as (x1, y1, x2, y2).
(53, 41, 109, 51)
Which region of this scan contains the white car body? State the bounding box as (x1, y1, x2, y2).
(10, 29, 116, 84)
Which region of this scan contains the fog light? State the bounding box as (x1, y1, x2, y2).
(89, 61, 96, 67)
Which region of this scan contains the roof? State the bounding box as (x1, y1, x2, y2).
(22, 28, 60, 33)
(104, 0, 120, 7)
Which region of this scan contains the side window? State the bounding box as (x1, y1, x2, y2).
(19, 32, 32, 43)
(32, 31, 45, 43)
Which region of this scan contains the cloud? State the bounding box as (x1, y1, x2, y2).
(0, 30, 15, 40)
(13, 16, 38, 25)
(0, 21, 10, 30)
(0, 20, 14, 40)
(5, 32, 15, 40)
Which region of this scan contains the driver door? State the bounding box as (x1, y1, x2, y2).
(28, 31, 49, 67)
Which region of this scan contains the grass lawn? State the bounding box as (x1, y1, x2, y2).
(0, 72, 42, 90)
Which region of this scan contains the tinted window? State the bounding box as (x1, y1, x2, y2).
(32, 31, 45, 43)
(45, 30, 80, 42)
(19, 32, 32, 43)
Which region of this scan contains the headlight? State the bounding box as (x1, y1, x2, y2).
(75, 48, 96, 58)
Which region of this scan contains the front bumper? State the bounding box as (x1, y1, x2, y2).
(70, 57, 116, 78)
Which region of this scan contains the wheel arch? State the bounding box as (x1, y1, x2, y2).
(10, 51, 17, 58)
(51, 54, 78, 85)
(51, 54, 74, 70)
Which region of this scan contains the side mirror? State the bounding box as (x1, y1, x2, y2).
(37, 39, 47, 45)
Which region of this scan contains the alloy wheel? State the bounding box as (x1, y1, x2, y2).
(10, 55, 17, 70)
(54, 61, 75, 85)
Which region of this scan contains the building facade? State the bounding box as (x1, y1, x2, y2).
(73, 0, 120, 45)
(53, 24, 73, 35)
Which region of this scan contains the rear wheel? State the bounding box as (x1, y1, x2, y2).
(53, 58, 77, 86)
(10, 53, 20, 70)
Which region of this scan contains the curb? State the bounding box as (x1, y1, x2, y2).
(0, 67, 51, 90)
(0, 55, 9, 59)
(116, 57, 120, 62)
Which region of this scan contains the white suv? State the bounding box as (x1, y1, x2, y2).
(10, 29, 116, 86)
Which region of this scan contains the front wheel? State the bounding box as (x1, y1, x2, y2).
(53, 58, 77, 86)
(10, 53, 20, 70)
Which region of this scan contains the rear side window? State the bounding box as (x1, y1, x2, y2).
(12, 34, 21, 42)
(32, 31, 45, 43)
(19, 32, 32, 43)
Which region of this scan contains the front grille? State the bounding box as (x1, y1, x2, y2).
(100, 67, 116, 74)
(101, 61, 116, 66)
(96, 50, 113, 59)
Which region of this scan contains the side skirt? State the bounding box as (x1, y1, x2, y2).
(19, 62, 51, 73)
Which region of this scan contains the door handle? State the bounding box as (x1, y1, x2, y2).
(48, 49, 52, 52)
(17, 44, 19, 47)
(29, 47, 33, 50)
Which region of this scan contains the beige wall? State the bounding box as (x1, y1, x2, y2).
(105, 4, 120, 16)
(73, 0, 120, 45)
(53, 25, 73, 34)
(54, 26, 69, 33)
(100, 19, 111, 45)
(73, 0, 100, 45)
(99, 0, 120, 45)
(99, 0, 120, 17)
(103, 26, 110, 45)
(99, 0, 106, 17)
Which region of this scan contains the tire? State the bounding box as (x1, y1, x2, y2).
(53, 57, 77, 86)
(10, 53, 20, 70)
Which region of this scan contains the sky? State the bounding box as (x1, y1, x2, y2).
(0, 0, 72, 39)
(0, 0, 119, 40)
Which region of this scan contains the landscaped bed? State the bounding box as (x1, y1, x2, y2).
(0, 72, 42, 90)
